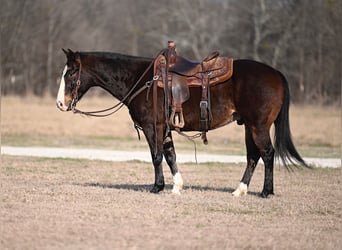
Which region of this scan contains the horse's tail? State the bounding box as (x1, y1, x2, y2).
(274, 72, 310, 170)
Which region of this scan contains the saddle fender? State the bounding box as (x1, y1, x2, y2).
(172, 74, 190, 104)
(169, 74, 190, 128)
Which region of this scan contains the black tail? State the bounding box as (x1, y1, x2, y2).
(274, 73, 310, 170)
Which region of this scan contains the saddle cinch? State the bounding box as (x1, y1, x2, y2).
(154, 41, 233, 133)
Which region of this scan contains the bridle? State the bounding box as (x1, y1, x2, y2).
(67, 49, 201, 160)
(69, 50, 164, 117)
(70, 61, 82, 111)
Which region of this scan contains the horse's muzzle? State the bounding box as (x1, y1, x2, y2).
(56, 100, 69, 111)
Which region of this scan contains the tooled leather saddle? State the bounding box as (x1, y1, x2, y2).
(153, 41, 233, 138)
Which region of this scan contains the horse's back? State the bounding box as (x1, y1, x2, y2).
(233, 59, 283, 86)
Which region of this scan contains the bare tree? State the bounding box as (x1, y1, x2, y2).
(0, 0, 340, 105)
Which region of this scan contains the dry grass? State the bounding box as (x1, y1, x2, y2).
(2, 96, 341, 157)
(1, 96, 341, 249)
(1, 155, 341, 249)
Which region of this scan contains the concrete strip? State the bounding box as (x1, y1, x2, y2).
(1, 146, 341, 168)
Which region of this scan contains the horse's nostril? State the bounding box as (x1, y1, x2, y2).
(56, 101, 63, 109)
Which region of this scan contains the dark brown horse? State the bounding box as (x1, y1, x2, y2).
(56, 49, 308, 198)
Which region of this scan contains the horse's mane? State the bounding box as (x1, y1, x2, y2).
(77, 51, 152, 62)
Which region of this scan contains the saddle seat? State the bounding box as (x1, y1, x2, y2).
(170, 51, 220, 76)
(171, 56, 201, 76)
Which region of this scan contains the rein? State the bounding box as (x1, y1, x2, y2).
(69, 49, 203, 162)
(71, 50, 164, 117)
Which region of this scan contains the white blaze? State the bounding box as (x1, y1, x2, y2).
(56, 66, 68, 111)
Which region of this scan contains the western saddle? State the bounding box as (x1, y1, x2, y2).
(153, 41, 233, 142)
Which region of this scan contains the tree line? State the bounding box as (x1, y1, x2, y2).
(1, 0, 341, 105)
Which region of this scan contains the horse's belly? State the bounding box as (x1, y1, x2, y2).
(212, 113, 236, 129)
(210, 109, 237, 130)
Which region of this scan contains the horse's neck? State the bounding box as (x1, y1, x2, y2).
(87, 55, 151, 101)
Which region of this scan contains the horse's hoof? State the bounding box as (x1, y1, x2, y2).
(150, 184, 164, 193)
(260, 190, 274, 198)
(172, 188, 181, 195)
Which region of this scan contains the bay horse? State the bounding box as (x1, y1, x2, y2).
(56, 48, 308, 198)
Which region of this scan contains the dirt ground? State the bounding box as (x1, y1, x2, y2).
(1, 96, 341, 249)
(1, 155, 341, 250)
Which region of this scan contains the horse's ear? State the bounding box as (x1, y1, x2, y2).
(62, 48, 68, 56)
(62, 48, 75, 59)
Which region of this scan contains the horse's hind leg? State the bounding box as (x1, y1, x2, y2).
(163, 133, 183, 194)
(233, 125, 261, 197)
(261, 145, 275, 198)
(251, 126, 275, 198)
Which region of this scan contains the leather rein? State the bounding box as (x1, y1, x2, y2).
(71, 50, 164, 117)
(70, 49, 202, 161)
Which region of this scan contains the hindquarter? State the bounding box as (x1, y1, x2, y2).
(232, 60, 284, 129)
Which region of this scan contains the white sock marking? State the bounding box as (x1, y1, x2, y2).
(172, 172, 183, 195)
(232, 182, 248, 197)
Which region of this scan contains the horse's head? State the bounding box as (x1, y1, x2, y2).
(56, 49, 90, 111)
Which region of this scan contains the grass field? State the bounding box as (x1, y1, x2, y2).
(1, 96, 341, 157)
(1, 155, 341, 249)
(1, 96, 341, 249)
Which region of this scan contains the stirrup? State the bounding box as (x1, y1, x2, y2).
(169, 107, 185, 128)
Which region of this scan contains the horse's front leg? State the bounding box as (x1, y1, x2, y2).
(143, 124, 165, 193)
(150, 150, 164, 193)
(163, 132, 183, 195)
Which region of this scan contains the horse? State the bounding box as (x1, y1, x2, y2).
(56, 48, 309, 198)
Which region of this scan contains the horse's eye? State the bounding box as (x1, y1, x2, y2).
(67, 69, 77, 77)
